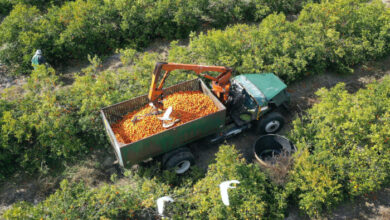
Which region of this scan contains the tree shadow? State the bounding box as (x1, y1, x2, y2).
(330, 188, 390, 220)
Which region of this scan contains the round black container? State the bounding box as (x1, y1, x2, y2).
(253, 134, 296, 166)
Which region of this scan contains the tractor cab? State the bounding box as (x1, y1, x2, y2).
(229, 73, 290, 126)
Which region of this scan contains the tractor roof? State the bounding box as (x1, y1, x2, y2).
(233, 73, 287, 106)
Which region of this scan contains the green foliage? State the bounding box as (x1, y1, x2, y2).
(260, 0, 320, 14)
(285, 150, 343, 217)
(0, 0, 121, 74)
(179, 145, 286, 219)
(169, 0, 390, 83)
(3, 179, 143, 219)
(0, 0, 68, 22)
(40, 0, 121, 66)
(0, 0, 316, 75)
(3, 145, 286, 219)
(297, 0, 390, 72)
(0, 65, 84, 174)
(118, 48, 137, 65)
(114, 0, 193, 47)
(287, 76, 390, 217)
(0, 0, 13, 16)
(0, 99, 15, 178)
(195, 0, 267, 27)
(0, 3, 43, 74)
(16, 0, 69, 10)
(169, 15, 326, 83)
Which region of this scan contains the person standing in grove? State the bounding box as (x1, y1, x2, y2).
(31, 49, 46, 69)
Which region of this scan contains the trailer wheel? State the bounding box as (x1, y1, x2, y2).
(164, 151, 194, 174)
(256, 112, 285, 134)
(162, 147, 190, 166)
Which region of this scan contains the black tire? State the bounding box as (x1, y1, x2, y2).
(256, 112, 285, 134)
(164, 151, 195, 174)
(113, 163, 125, 176)
(162, 147, 190, 166)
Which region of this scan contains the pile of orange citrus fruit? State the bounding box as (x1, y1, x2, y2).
(112, 91, 219, 144)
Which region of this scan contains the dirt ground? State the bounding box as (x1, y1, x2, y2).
(1, 49, 390, 218)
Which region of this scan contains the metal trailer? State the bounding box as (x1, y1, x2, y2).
(101, 79, 226, 168)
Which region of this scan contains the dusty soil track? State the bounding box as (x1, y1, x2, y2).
(1, 54, 390, 218)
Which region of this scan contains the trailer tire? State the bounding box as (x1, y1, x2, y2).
(164, 151, 194, 174)
(162, 147, 190, 166)
(113, 163, 125, 175)
(256, 112, 285, 134)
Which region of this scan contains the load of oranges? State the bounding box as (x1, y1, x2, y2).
(112, 91, 219, 144)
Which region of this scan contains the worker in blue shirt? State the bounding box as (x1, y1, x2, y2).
(31, 49, 46, 69)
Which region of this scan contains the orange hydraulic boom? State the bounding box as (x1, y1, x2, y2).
(148, 62, 232, 108)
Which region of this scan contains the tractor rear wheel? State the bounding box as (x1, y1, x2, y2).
(256, 112, 285, 134)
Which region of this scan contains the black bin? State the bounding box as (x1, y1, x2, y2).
(253, 134, 296, 166)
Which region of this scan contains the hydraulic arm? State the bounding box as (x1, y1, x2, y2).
(148, 62, 232, 108)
